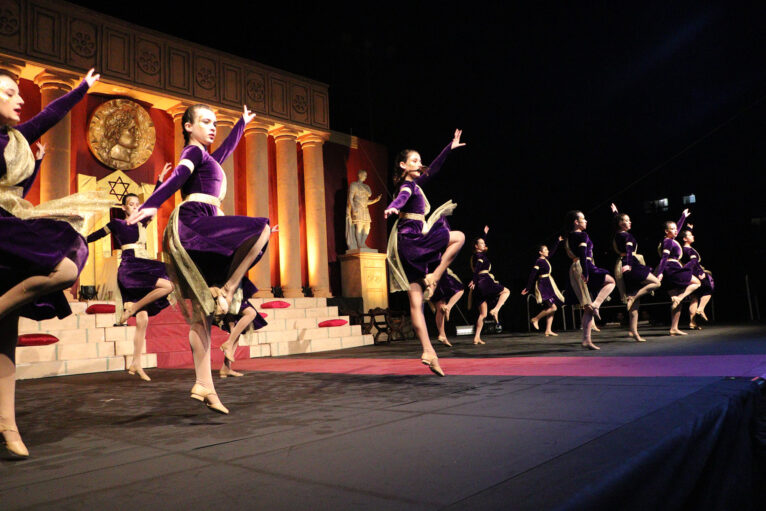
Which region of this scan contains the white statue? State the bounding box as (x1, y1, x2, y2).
(346, 169, 381, 251)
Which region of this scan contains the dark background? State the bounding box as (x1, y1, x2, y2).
(68, 0, 766, 325)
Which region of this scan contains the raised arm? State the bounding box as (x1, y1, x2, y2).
(384, 183, 414, 218)
(415, 129, 465, 186)
(210, 116, 245, 164)
(549, 236, 563, 257)
(86, 221, 115, 243)
(676, 209, 690, 232)
(16, 69, 99, 143)
(654, 239, 671, 276)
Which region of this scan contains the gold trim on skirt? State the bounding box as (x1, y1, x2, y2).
(568, 261, 592, 306)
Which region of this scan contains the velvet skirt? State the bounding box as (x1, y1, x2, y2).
(396, 217, 450, 283)
(430, 271, 464, 303)
(118, 252, 171, 317)
(0, 207, 88, 320)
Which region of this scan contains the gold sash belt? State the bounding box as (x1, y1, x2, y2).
(479, 270, 490, 274)
(399, 212, 425, 222)
(121, 242, 150, 259)
(184, 193, 221, 207)
(539, 273, 551, 278)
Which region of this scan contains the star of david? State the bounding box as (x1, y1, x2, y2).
(107, 176, 131, 202)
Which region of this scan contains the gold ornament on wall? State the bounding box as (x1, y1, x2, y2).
(87, 99, 156, 170)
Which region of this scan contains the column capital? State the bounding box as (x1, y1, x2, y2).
(244, 120, 273, 136)
(167, 103, 190, 121)
(271, 126, 300, 142)
(215, 110, 240, 127)
(298, 132, 328, 147)
(33, 70, 76, 92)
(0, 57, 25, 80)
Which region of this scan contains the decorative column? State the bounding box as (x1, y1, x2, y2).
(212, 111, 239, 216)
(34, 71, 75, 202)
(272, 127, 303, 298)
(168, 103, 188, 207)
(298, 133, 332, 297)
(0, 58, 23, 80)
(244, 120, 274, 297)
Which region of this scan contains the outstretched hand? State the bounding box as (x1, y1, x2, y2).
(126, 208, 156, 225)
(384, 207, 399, 219)
(682, 208, 691, 218)
(610, 203, 618, 214)
(451, 129, 466, 150)
(158, 162, 173, 182)
(243, 105, 256, 124)
(483, 225, 489, 235)
(271, 224, 279, 233)
(34, 142, 46, 160)
(520, 289, 528, 296)
(84, 68, 100, 88)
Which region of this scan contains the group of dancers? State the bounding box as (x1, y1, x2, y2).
(0, 67, 714, 460)
(384, 130, 714, 372)
(1, 68, 275, 459)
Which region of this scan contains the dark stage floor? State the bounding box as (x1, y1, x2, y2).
(2, 324, 765, 510)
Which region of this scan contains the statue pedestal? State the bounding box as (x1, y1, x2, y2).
(339, 252, 388, 313)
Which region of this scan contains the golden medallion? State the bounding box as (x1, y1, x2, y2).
(87, 99, 155, 170)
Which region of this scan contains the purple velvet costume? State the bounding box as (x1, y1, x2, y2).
(0, 80, 90, 323)
(524, 239, 563, 308)
(565, 230, 610, 302)
(470, 250, 505, 308)
(86, 219, 170, 316)
(683, 245, 714, 296)
(386, 143, 453, 283)
(430, 270, 463, 304)
(140, 118, 270, 302)
(654, 213, 693, 289)
(221, 278, 267, 333)
(613, 230, 653, 295)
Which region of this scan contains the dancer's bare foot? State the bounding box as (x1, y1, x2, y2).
(530, 318, 540, 331)
(669, 329, 688, 336)
(473, 338, 486, 345)
(437, 336, 452, 347)
(489, 308, 500, 323)
(697, 310, 709, 322)
(591, 323, 601, 333)
(689, 321, 701, 330)
(582, 340, 600, 350)
(628, 331, 646, 342)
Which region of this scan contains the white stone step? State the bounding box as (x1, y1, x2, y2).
(16, 356, 126, 380)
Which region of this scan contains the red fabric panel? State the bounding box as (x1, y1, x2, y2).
(318, 319, 348, 327)
(85, 304, 116, 314)
(261, 300, 291, 309)
(18, 334, 59, 346)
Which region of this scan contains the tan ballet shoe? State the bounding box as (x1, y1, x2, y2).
(210, 287, 229, 317)
(626, 296, 635, 311)
(545, 331, 558, 337)
(669, 329, 688, 336)
(127, 363, 151, 382)
(591, 323, 601, 333)
(437, 336, 452, 347)
(489, 309, 500, 323)
(190, 383, 229, 414)
(220, 365, 244, 378)
(1, 424, 29, 460)
(440, 303, 452, 322)
(628, 331, 646, 342)
(117, 303, 134, 326)
(220, 340, 236, 363)
(421, 274, 437, 301)
(697, 310, 709, 322)
(530, 318, 540, 331)
(670, 296, 682, 310)
(421, 352, 445, 376)
(473, 339, 486, 345)
(582, 341, 600, 350)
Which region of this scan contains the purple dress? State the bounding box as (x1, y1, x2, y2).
(683, 245, 714, 296)
(612, 230, 653, 297)
(654, 213, 693, 289)
(221, 278, 267, 333)
(470, 251, 505, 308)
(386, 143, 453, 284)
(524, 240, 564, 308)
(86, 219, 170, 316)
(430, 270, 464, 304)
(565, 230, 610, 305)
(140, 118, 269, 318)
(0, 80, 90, 322)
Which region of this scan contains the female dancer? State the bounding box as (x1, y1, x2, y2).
(428, 269, 464, 347)
(681, 227, 714, 329)
(521, 237, 564, 337)
(0, 68, 100, 458)
(564, 210, 616, 350)
(85, 170, 175, 381)
(218, 270, 268, 378)
(653, 209, 700, 336)
(610, 203, 661, 342)
(384, 129, 466, 376)
(128, 104, 270, 414)
(468, 226, 510, 345)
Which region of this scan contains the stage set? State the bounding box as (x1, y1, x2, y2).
(2, 1, 766, 510)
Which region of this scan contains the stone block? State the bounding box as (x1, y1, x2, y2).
(16, 361, 66, 380)
(272, 308, 307, 319)
(309, 337, 343, 353)
(18, 318, 40, 334)
(15, 345, 58, 364)
(95, 313, 116, 328)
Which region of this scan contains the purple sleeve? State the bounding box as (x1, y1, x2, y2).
(524, 261, 541, 293)
(19, 158, 42, 198)
(549, 238, 561, 257)
(654, 239, 672, 276)
(683, 247, 702, 275)
(624, 235, 635, 267)
(140, 146, 203, 210)
(16, 81, 89, 143)
(86, 220, 115, 243)
(386, 183, 414, 210)
(210, 117, 245, 164)
(415, 142, 452, 186)
(573, 232, 589, 279)
(676, 212, 687, 232)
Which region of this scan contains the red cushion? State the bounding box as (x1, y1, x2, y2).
(261, 300, 290, 309)
(18, 334, 59, 347)
(258, 312, 268, 318)
(318, 319, 348, 327)
(85, 304, 116, 314)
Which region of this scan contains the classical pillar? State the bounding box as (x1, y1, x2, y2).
(299, 133, 332, 297)
(272, 127, 303, 297)
(244, 121, 274, 297)
(212, 111, 239, 215)
(168, 104, 188, 206)
(0, 58, 23, 80)
(34, 71, 75, 202)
